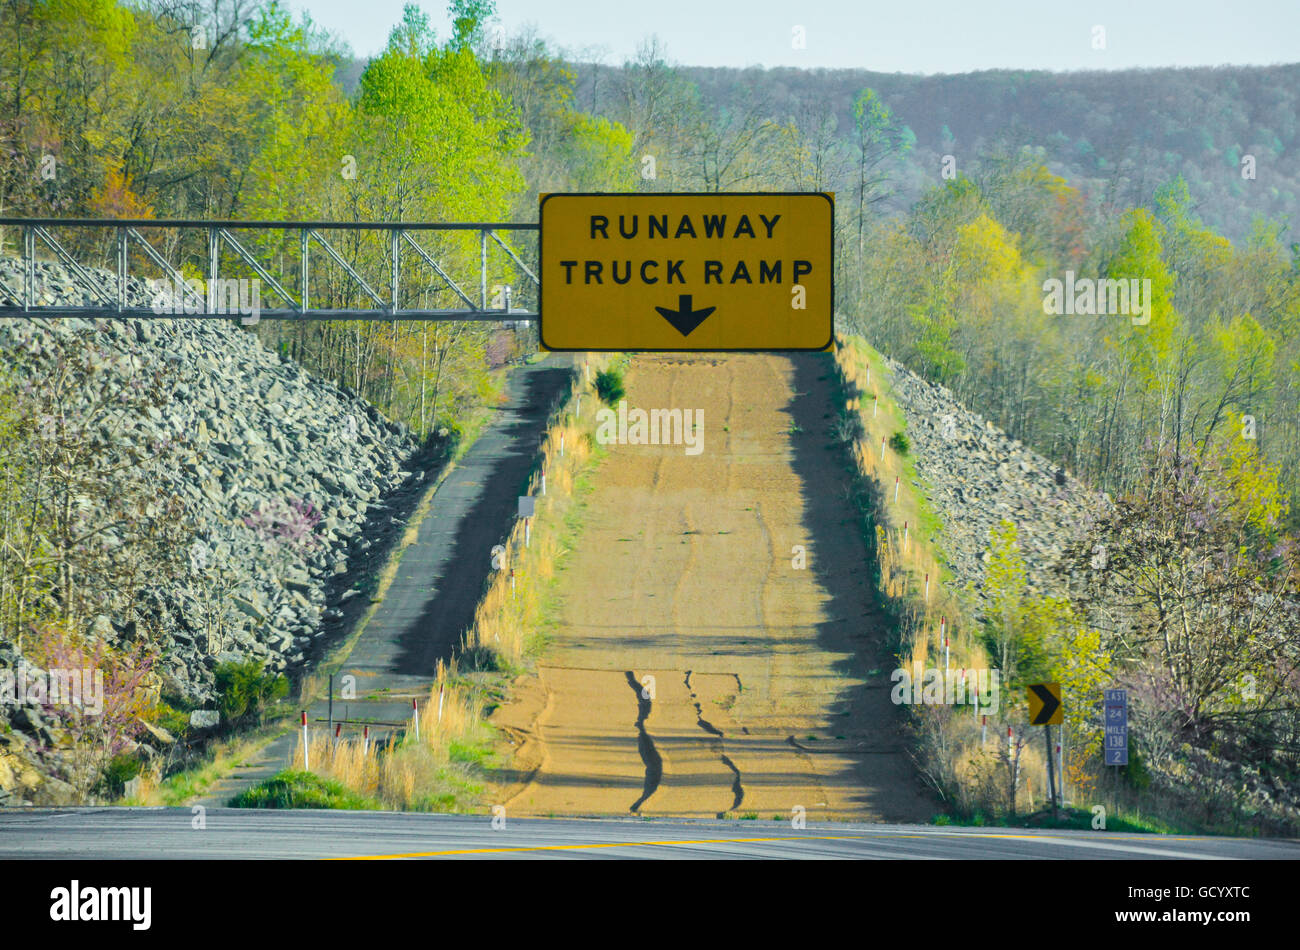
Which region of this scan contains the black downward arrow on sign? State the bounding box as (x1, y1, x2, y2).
(1029, 684, 1060, 724)
(654, 294, 716, 337)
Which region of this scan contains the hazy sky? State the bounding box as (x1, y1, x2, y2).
(287, 0, 1300, 73)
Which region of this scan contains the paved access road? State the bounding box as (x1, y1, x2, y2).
(1, 808, 1295, 859)
(194, 354, 576, 806)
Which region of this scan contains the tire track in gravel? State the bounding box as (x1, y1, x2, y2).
(685, 670, 744, 815)
(625, 671, 663, 813)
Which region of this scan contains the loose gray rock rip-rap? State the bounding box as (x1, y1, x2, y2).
(0, 258, 422, 713)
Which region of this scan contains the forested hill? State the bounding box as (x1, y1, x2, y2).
(572, 61, 1298, 241)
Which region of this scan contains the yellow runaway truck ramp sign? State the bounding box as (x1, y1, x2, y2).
(539, 192, 834, 351)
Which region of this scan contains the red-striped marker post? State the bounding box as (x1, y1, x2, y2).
(1056, 736, 1064, 803)
(941, 617, 949, 671)
(301, 711, 309, 770)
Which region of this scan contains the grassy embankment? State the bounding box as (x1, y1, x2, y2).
(835, 335, 1186, 833)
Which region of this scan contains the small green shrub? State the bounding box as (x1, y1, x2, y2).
(448, 739, 491, 766)
(229, 770, 381, 810)
(888, 431, 910, 455)
(214, 660, 288, 726)
(153, 702, 190, 737)
(100, 752, 143, 797)
(594, 369, 625, 405)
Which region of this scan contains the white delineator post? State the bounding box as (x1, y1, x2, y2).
(894, 476, 900, 504)
(1057, 735, 1065, 803)
(525, 518, 531, 547)
(941, 617, 948, 672)
(301, 711, 309, 770)
(981, 715, 988, 747)
(924, 573, 930, 602)
(412, 698, 420, 741)
(363, 725, 369, 755)
(903, 521, 909, 554)
(438, 684, 445, 723)
(560, 433, 565, 457)
(541, 471, 546, 495)
(510, 568, 516, 597)
(872, 394, 878, 418)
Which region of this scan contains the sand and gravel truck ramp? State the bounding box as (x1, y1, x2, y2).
(487, 352, 935, 821)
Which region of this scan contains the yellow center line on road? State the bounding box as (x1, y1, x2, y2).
(334, 834, 903, 859)
(333, 829, 1205, 859)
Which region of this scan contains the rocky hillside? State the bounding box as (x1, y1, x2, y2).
(0, 258, 423, 804)
(880, 352, 1100, 613)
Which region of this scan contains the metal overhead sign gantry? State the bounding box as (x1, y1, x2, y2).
(0, 217, 539, 321)
(1, 193, 835, 352)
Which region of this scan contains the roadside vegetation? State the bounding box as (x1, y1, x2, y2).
(461, 355, 622, 671)
(230, 770, 383, 810)
(835, 336, 1298, 836)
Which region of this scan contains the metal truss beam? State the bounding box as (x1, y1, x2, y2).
(0, 218, 540, 321)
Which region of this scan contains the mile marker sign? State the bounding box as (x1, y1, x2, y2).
(538, 192, 834, 351)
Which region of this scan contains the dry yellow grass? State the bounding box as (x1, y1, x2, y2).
(462, 356, 608, 671)
(834, 336, 1050, 815)
(835, 337, 988, 676)
(289, 658, 490, 810)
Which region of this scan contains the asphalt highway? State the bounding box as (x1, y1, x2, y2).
(1, 808, 1296, 859)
